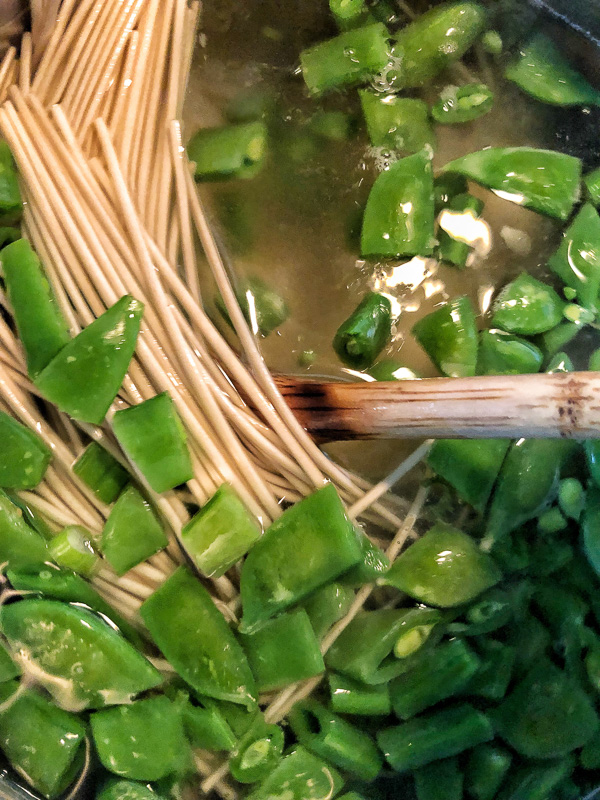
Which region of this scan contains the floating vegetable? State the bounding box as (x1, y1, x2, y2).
(188, 121, 268, 181)
(414, 757, 463, 800)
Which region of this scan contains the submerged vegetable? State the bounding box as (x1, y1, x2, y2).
(216, 276, 289, 337)
(359, 91, 434, 152)
(491, 273, 565, 335)
(0, 411, 51, 489)
(432, 83, 494, 124)
(414, 757, 463, 800)
(412, 296, 478, 378)
(443, 147, 581, 220)
(188, 121, 267, 181)
(548, 203, 600, 311)
(333, 291, 392, 370)
(477, 330, 543, 375)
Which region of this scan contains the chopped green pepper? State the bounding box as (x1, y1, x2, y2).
(300, 23, 390, 95)
(359, 91, 434, 153)
(301, 581, 354, 639)
(0, 141, 22, 223)
(35, 295, 144, 425)
(333, 292, 393, 370)
(288, 698, 382, 781)
(113, 393, 193, 494)
(239, 484, 362, 633)
(181, 696, 236, 752)
(538, 319, 584, 359)
(0, 681, 85, 799)
(388, 2, 487, 89)
(465, 638, 515, 700)
(505, 34, 600, 106)
(141, 566, 257, 707)
(329, 672, 391, 716)
(182, 483, 261, 578)
(383, 522, 501, 607)
(414, 757, 463, 800)
(491, 272, 565, 334)
(0, 489, 49, 568)
(73, 442, 129, 505)
(91, 695, 187, 781)
(188, 121, 267, 181)
(340, 528, 390, 584)
(0, 641, 19, 682)
(329, 0, 372, 30)
(443, 147, 581, 221)
(548, 203, 600, 311)
(0, 599, 162, 710)
(246, 746, 343, 800)
(437, 192, 485, 268)
(495, 658, 598, 758)
(96, 780, 169, 800)
(240, 608, 325, 691)
(48, 525, 99, 576)
(477, 330, 543, 375)
(378, 703, 493, 772)
(432, 83, 494, 124)
(428, 438, 511, 513)
(230, 719, 284, 784)
(101, 485, 168, 576)
(361, 150, 435, 258)
(0, 411, 51, 489)
(465, 744, 512, 800)
(413, 296, 478, 377)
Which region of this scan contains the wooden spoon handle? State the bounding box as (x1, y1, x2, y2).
(275, 372, 600, 440)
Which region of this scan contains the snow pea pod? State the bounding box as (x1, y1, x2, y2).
(140, 566, 257, 708)
(188, 121, 267, 181)
(432, 83, 494, 124)
(0, 489, 49, 568)
(361, 150, 435, 258)
(0, 141, 23, 223)
(491, 272, 565, 334)
(329, 0, 372, 30)
(96, 780, 168, 800)
(505, 34, 600, 107)
(229, 719, 284, 784)
(300, 23, 390, 95)
(442, 147, 581, 221)
(91, 695, 187, 781)
(495, 659, 598, 758)
(0, 641, 19, 682)
(333, 292, 392, 370)
(383, 522, 501, 607)
(72, 442, 129, 505)
(1, 239, 70, 379)
(0, 411, 51, 489)
(340, 528, 389, 585)
(388, 2, 487, 89)
(329, 672, 390, 716)
(246, 746, 343, 800)
(412, 296, 478, 378)
(181, 695, 236, 752)
(35, 295, 144, 425)
(548, 203, 600, 311)
(465, 744, 512, 800)
(0, 681, 85, 799)
(585, 165, 600, 207)
(113, 392, 193, 494)
(477, 330, 543, 375)
(0, 599, 162, 710)
(301, 582, 353, 639)
(359, 91, 434, 153)
(414, 757, 463, 800)
(239, 484, 362, 633)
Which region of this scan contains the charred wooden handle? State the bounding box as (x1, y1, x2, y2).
(274, 372, 600, 440)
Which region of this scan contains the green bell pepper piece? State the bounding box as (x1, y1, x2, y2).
(35, 295, 144, 425)
(465, 744, 512, 800)
(329, 0, 372, 30)
(443, 147, 582, 220)
(101, 485, 168, 576)
(412, 296, 478, 377)
(432, 83, 494, 125)
(300, 23, 390, 95)
(388, 2, 487, 89)
(449, 586, 521, 637)
(359, 91, 434, 153)
(239, 484, 362, 633)
(96, 780, 169, 800)
(1, 239, 70, 378)
(477, 330, 543, 375)
(0, 641, 19, 682)
(582, 485, 600, 577)
(428, 438, 511, 513)
(182, 483, 261, 578)
(390, 638, 480, 719)
(288, 698, 382, 781)
(0, 681, 85, 799)
(495, 658, 598, 758)
(491, 272, 565, 334)
(585, 165, 600, 207)
(505, 34, 600, 106)
(140, 566, 256, 707)
(0, 411, 51, 489)
(48, 525, 99, 576)
(6, 492, 54, 540)
(229, 719, 284, 784)
(246, 746, 343, 800)
(181, 696, 236, 751)
(329, 672, 390, 716)
(0, 489, 49, 568)
(72, 442, 129, 505)
(378, 703, 493, 773)
(7, 562, 142, 647)
(414, 757, 463, 800)
(216, 275, 289, 337)
(240, 608, 325, 692)
(361, 150, 435, 258)
(497, 757, 575, 800)
(333, 292, 392, 370)
(340, 528, 390, 585)
(383, 522, 501, 607)
(367, 359, 420, 381)
(0, 142, 22, 223)
(465, 638, 515, 701)
(188, 121, 267, 181)
(548, 203, 600, 311)
(301, 582, 354, 639)
(113, 392, 193, 494)
(437, 192, 485, 268)
(485, 439, 573, 545)
(0, 599, 162, 710)
(91, 695, 187, 781)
